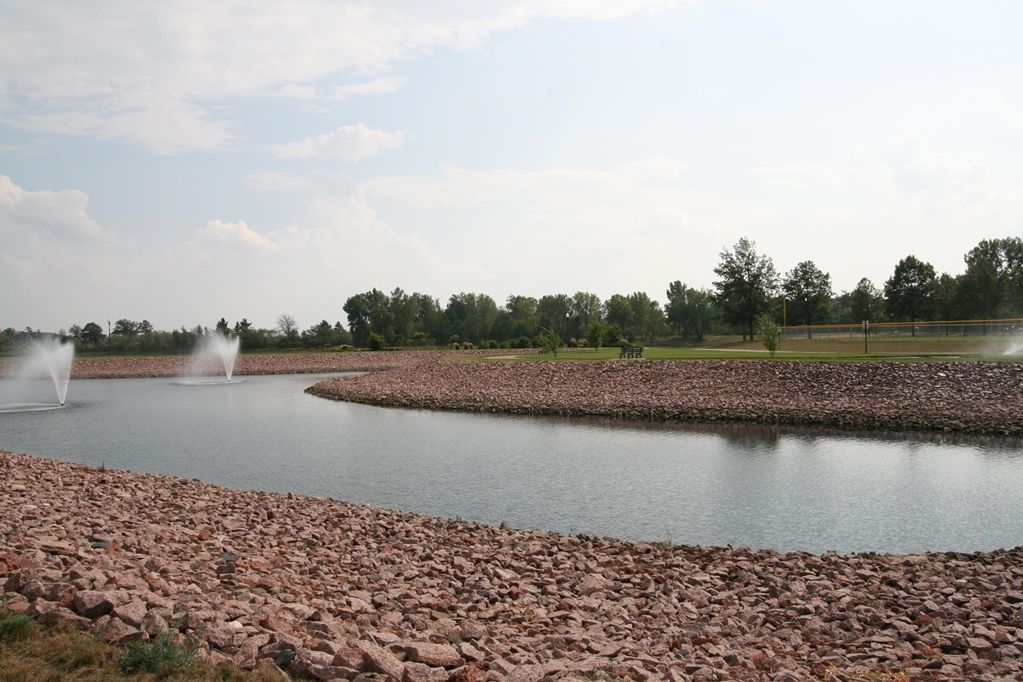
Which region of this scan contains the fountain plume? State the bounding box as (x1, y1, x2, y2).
(0, 338, 75, 409)
(186, 334, 241, 382)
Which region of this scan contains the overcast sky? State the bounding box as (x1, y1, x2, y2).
(2, 1, 1021, 331)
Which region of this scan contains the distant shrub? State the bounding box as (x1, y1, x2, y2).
(367, 333, 386, 351)
(451, 342, 461, 350)
(577, 338, 589, 347)
(567, 338, 578, 348)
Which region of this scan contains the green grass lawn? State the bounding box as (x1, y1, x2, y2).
(482, 335, 1023, 363)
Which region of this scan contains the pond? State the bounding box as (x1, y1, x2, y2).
(2, 372, 1021, 554)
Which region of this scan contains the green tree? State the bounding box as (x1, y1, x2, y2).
(113, 319, 140, 337)
(537, 294, 571, 338)
(713, 237, 779, 340)
(302, 320, 336, 348)
(884, 255, 936, 334)
(665, 282, 718, 340)
(538, 327, 562, 356)
(367, 332, 385, 351)
(755, 314, 780, 357)
(81, 322, 105, 346)
(628, 291, 663, 341)
(958, 237, 1023, 318)
(568, 291, 602, 340)
(586, 319, 607, 350)
(214, 318, 230, 336)
(932, 273, 961, 326)
(343, 289, 389, 346)
(603, 294, 635, 341)
(848, 278, 886, 323)
(782, 261, 833, 338)
(503, 296, 539, 339)
(445, 292, 498, 343)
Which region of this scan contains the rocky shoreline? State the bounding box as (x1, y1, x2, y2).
(1, 451, 1021, 681)
(5, 350, 1021, 436)
(307, 358, 1023, 437)
(0, 350, 434, 380)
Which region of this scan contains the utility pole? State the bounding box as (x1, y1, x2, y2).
(107, 319, 112, 356)
(863, 320, 869, 355)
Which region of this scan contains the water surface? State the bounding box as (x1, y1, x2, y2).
(1, 373, 1021, 554)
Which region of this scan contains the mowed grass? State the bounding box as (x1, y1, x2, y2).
(482, 334, 1023, 363)
(0, 611, 285, 682)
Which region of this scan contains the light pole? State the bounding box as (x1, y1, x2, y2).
(107, 319, 111, 356)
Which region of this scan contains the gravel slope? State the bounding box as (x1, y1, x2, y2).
(308, 359, 1023, 436)
(2, 451, 1022, 681)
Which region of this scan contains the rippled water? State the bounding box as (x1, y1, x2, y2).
(1, 373, 1021, 554)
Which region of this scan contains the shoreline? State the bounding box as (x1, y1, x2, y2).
(4, 350, 1021, 436)
(307, 357, 1023, 437)
(2, 450, 1022, 681)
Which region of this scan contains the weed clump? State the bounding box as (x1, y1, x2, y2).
(0, 613, 33, 640)
(118, 633, 195, 674)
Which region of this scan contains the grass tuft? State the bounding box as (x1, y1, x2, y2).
(0, 613, 34, 640)
(118, 633, 195, 674)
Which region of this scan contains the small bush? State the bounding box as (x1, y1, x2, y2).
(118, 633, 195, 674)
(0, 613, 33, 640)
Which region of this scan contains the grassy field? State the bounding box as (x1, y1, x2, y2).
(0, 611, 284, 682)
(484, 334, 1023, 363)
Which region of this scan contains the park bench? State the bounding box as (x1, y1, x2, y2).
(619, 345, 644, 359)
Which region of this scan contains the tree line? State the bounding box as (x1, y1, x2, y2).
(3, 236, 1020, 353)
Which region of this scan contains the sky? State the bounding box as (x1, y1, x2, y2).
(2, 1, 1021, 331)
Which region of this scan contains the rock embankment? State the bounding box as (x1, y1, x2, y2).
(3, 450, 1022, 681)
(0, 350, 436, 380)
(308, 359, 1023, 436)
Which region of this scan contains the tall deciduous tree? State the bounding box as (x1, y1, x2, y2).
(275, 313, 298, 339)
(958, 237, 1023, 318)
(445, 292, 498, 343)
(603, 294, 635, 340)
(848, 278, 886, 323)
(537, 294, 571, 339)
(884, 255, 936, 335)
(568, 291, 602, 341)
(782, 261, 833, 338)
(628, 291, 663, 341)
(665, 282, 717, 340)
(713, 237, 778, 340)
(81, 322, 105, 345)
(343, 289, 389, 346)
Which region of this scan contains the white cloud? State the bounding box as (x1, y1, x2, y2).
(0, 175, 108, 241)
(330, 76, 404, 101)
(0, 176, 123, 327)
(198, 220, 278, 250)
(272, 124, 405, 161)
(882, 132, 986, 192)
(245, 172, 311, 192)
(0, 1, 680, 153)
(11, 90, 232, 155)
(273, 84, 319, 99)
